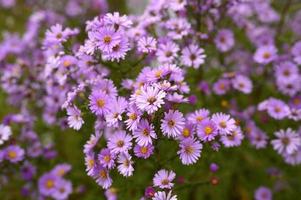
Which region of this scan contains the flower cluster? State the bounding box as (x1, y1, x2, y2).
(1, 0, 301, 199)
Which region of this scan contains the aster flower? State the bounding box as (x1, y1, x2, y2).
(274, 61, 299, 82)
(66, 105, 84, 130)
(125, 105, 142, 131)
(21, 162, 36, 181)
(4, 145, 25, 163)
(291, 41, 301, 64)
(85, 153, 96, 176)
(161, 110, 185, 138)
(84, 132, 101, 154)
(254, 186, 272, 200)
(104, 12, 133, 30)
(178, 137, 202, 165)
(254, 45, 277, 64)
(89, 90, 110, 116)
(92, 166, 112, 189)
(0, 124, 12, 145)
(117, 152, 134, 177)
(271, 128, 301, 155)
(38, 173, 59, 196)
(152, 191, 177, 200)
(94, 27, 121, 53)
(220, 127, 244, 147)
(197, 119, 218, 142)
(135, 85, 166, 114)
(181, 44, 206, 69)
(232, 75, 253, 94)
(153, 169, 176, 189)
(134, 144, 154, 159)
(213, 79, 231, 95)
(102, 38, 130, 62)
(138, 36, 157, 53)
(266, 98, 290, 120)
(43, 24, 69, 47)
(187, 109, 210, 125)
(249, 130, 269, 149)
(98, 148, 116, 169)
(211, 113, 237, 135)
(179, 122, 195, 139)
(283, 148, 301, 165)
(51, 163, 72, 177)
(107, 131, 132, 154)
(105, 97, 128, 127)
(156, 41, 179, 63)
(214, 29, 235, 52)
(52, 179, 72, 200)
(133, 119, 157, 146)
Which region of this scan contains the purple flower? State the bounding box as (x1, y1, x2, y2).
(220, 127, 244, 147)
(89, 90, 110, 116)
(104, 12, 133, 30)
(156, 41, 179, 63)
(161, 110, 185, 138)
(4, 145, 24, 163)
(138, 36, 157, 53)
(145, 186, 156, 198)
(51, 163, 72, 177)
(125, 105, 142, 131)
(0, 124, 11, 145)
(117, 152, 134, 177)
(135, 86, 166, 114)
(181, 44, 206, 69)
(38, 173, 59, 196)
(98, 148, 116, 169)
(152, 191, 177, 200)
(254, 45, 277, 64)
(134, 144, 154, 159)
(178, 137, 202, 165)
(105, 97, 128, 127)
(271, 128, 301, 155)
(213, 79, 231, 95)
(92, 166, 112, 189)
(66, 106, 84, 130)
(214, 29, 235, 52)
(43, 24, 70, 47)
(291, 41, 301, 64)
(103, 38, 130, 62)
(107, 131, 132, 154)
(153, 169, 176, 189)
(254, 186, 272, 200)
(52, 179, 72, 200)
(21, 162, 36, 181)
(85, 153, 96, 176)
(266, 98, 290, 120)
(133, 119, 157, 146)
(94, 27, 121, 53)
(197, 119, 218, 142)
(211, 113, 237, 135)
(187, 108, 210, 125)
(232, 75, 253, 94)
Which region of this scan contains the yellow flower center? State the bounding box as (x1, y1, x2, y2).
(97, 99, 105, 108)
(103, 36, 112, 44)
(8, 151, 17, 159)
(182, 128, 190, 137)
(46, 180, 54, 189)
(205, 126, 213, 135)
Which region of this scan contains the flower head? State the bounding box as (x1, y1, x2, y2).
(161, 110, 185, 138)
(153, 169, 176, 189)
